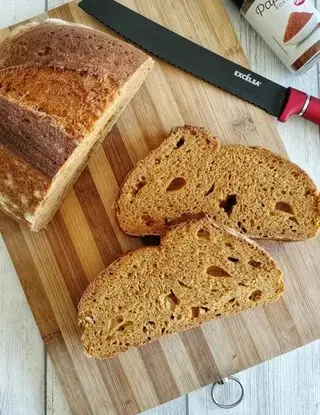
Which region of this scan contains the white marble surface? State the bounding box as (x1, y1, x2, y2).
(0, 1, 320, 414)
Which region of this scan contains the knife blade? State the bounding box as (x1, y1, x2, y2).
(79, 0, 320, 126)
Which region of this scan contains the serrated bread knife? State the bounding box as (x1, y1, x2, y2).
(79, 0, 320, 126)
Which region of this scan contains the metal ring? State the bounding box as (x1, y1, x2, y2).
(211, 376, 244, 409)
(299, 95, 311, 116)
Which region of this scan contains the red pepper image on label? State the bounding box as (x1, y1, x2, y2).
(294, 0, 305, 5)
(284, 12, 313, 43)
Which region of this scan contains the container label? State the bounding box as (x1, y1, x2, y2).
(243, 0, 320, 70)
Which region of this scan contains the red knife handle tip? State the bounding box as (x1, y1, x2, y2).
(279, 87, 320, 126)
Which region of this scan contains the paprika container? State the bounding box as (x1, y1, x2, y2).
(234, 0, 320, 73)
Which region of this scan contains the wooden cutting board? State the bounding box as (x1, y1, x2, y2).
(1, 1, 320, 414)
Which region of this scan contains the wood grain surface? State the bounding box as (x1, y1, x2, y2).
(1, 1, 320, 414)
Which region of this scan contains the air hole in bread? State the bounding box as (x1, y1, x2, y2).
(275, 202, 294, 214)
(249, 290, 262, 301)
(228, 257, 239, 263)
(248, 260, 262, 268)
(164, 290, 179, 311)
(178, 280, 192, 289)
(166, 177, 186, 191)
(176, 138, 185, 148)
(238, 282, 247, 287)
(191, 306, 209, 318)
(133, 177, 146, 195)
(215, 313, 222, 317)
(168, 289, 179, 305)
(205, 184, 215, 196)
(289, 216, 299, 225)
(207, 266, 231, 277)
(191, 307, 199, 318)
(220, 194, 237, 216)
(108, 316, 123, 331)
(229, 297, 236, 303)
(141, 214, 155, 226)
(197, 228, 210, 239)
(117, 321, 133, 332)
(142, 326, 147, 333)
(38, 46, 51, 56)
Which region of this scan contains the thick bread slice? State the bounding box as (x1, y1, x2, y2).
(116, 126, 320, 240)
(78, 217, 284, 359)
(0, 19, 153, 231)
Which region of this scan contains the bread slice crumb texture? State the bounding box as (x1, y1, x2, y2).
(116, 126, 320, 240)
(78, 217, 284, 359)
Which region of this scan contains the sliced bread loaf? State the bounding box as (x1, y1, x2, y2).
(116, 126, 320, 240)
(78, 217, 284, 359)
(0, 19, 153, 230)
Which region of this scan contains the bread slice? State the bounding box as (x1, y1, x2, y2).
(78, 217, 284, 359)
(116, 126, 320, 240)
(0, 19, 153, 231)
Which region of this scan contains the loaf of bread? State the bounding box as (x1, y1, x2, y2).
(0, 19, 153, 231)
(78, 217, 284, 359)
(116, 126, 320, 240)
